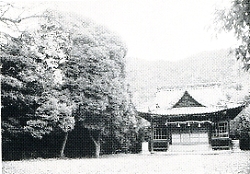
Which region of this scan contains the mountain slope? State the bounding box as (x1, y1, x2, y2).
(126, 49, 249, 106)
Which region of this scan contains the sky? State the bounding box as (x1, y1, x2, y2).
(11, 0, 236, 62)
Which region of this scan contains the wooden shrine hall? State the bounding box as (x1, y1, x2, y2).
(138, 85, 245, 152)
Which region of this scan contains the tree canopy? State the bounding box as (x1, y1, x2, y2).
(1, 7, 138, 158)
(214, 0, 250, 70)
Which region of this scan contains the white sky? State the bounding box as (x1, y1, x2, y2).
(12, 0, 236, 62)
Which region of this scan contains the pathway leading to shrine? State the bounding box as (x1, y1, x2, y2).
(3, 151, 250, 174)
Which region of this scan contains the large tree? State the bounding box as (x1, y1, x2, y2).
(1, 6, 137, 158)
(214, 0, 250, 70)
(1, 5, 76, 157)
(57, 11, 137, 157)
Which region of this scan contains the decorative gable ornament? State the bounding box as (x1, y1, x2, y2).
(172, 91, 204, 108)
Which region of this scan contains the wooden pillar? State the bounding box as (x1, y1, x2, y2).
(168, 124, 172, 145)
(227, 115, 230, 138)
(150, 117, 154, 153)
(208, 123, 212, 144)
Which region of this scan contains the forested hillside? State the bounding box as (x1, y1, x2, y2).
(126, 49, 250, 107)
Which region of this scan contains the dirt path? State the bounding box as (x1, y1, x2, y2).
(2, 151, 250, 174)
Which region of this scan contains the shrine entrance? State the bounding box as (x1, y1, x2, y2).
(169, 121, 211, 145)
(172, 133, 209, 145)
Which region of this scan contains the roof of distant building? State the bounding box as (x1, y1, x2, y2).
(137, 85, 245, 116)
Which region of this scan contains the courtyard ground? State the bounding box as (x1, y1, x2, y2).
(2, 150, 250, 174)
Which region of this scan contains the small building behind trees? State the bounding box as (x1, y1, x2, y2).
(138, 84, 245, 152)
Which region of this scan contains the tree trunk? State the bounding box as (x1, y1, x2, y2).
(94, 139, 101, 158)
(60, 131, 68, 158)
(90, 130, 101, 158)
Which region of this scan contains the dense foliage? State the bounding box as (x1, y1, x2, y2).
(1, 8, 138, 159)
(215, 0, 250, 70)
(215, 0, 250, 149)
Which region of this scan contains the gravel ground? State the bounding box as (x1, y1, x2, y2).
(2, 151, 250, 174)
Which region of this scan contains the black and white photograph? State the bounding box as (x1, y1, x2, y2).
(1, 0, 250, 173)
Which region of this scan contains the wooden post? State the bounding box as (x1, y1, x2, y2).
(168, 123, 172, 145)
(150, 117, 154, 153)
(208, 122, 212, 144)
(227, 116, 230, 138)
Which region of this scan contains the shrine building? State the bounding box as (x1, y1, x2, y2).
(138, 84, 245, 152)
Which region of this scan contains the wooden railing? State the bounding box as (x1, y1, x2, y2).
(150, 139, 169, 151)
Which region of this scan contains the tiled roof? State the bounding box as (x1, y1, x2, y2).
(154, 87, 228, 109)
(148, 104, 242, 116)
(137, 86, 245, 116)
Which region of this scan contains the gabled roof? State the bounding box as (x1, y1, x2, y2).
(172, 91, 205, 108)
(148, 104, 242, 116)
(138, 104, 244, 122)
(152, 87, 228, 110)
(137, 87, 244, 116)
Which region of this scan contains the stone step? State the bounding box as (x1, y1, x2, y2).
(168, 144, 212, 152)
